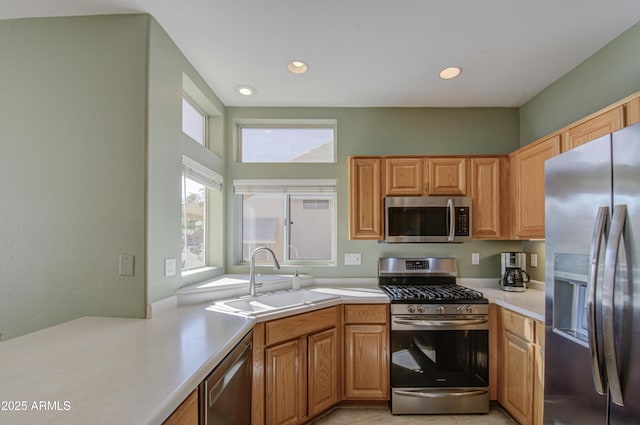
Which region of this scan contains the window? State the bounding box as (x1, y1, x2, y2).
(237, 120, 336, 163)
(182, 156, 223, 273)
(234, 180, 337, 265)
(182, 96, 207, 146)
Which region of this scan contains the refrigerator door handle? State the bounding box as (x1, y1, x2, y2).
(602, 204, 627, 406)
(587, 206, 608, 395)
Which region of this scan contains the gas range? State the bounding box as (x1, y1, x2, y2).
(378, 257, 488, 307)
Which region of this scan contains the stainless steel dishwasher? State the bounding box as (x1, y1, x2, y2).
(203, 330, 253, 425)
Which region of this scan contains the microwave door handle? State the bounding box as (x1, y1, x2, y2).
(602, 204, 626, 406)
(587, 206, 608, 395)
(447, 198, 454, 241)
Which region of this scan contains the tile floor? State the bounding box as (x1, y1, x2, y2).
(310, 406, 517, 425)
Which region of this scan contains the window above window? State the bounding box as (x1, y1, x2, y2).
(237, 120, 336, 163)
(182, 96, 207, 146)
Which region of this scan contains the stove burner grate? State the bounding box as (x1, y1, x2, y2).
(381, 284, 485, 303)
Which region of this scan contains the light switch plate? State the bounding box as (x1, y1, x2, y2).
(119, 254, 135, 276)
(530, 254, 538, 268)
(164, 258, 176, 277)
(472, 253, 480, 265)
(344, 253, 361, 266)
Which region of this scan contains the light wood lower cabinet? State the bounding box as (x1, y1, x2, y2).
(162, 389, 199, 425)
(266, 339, 307, 425)
(343, 304, 389, 400)
(254, 307, 339, 425)
(308, 328, 339, 417)
(497, 307, 544, 425)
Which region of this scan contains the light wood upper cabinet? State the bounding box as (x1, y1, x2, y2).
(470, 157, 509, 239)
(625, 95, 640, 127)
(343, 304, 389, 400)
(561, 106, 624, 151)
(511, 135, 561, 239)
(384, 157, 424, 195)
(348, 157, 383, 240)
(427, 157, 467, 195)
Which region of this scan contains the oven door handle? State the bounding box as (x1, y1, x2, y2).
(392, 317, 488, 327)
(394, 389, 488, 398)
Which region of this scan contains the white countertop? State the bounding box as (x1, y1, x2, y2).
(461, 278, 546, 322)
(0, 304, 254, 425)
(0, 278, 543, 424)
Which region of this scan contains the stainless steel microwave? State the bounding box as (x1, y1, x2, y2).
(384, 196, 472, 243)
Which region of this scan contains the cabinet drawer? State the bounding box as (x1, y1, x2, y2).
(344, 304, 388, 324)
(266, 307, 337, 346)
(535, 320, 545, 348)
(501, 308, 534, 342)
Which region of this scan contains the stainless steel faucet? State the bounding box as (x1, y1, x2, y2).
(248, 246, 281, 296)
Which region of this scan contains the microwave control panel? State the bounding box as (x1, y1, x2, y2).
(456, 207, 470, 236)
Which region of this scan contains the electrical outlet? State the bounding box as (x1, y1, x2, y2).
(344, 253, 361, 266)
(472, 253, 480, 265)
(531, 254, 538, 268)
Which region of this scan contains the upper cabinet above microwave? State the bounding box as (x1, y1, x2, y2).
(383, 157, 467, 196)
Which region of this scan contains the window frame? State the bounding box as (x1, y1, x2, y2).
(182, 95, 208, 147)
(181, 156, 224, 275)
(234, 179, 337, 267)
(235, 119, 337, 164)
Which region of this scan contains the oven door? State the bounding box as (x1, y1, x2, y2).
(390, 315, 489, 414)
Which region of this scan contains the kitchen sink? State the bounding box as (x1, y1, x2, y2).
(211, 289, 340, 317)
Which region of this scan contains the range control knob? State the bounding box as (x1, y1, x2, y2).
(417, 306, 425, 313)
(456, 306, 464, 314)
(436, 305, 446, 315)
(407, 305, 416, 314)
(466, 306, 474, 314)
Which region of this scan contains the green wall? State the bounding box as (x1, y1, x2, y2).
(0, 15, 148, 340)
(520, 20, 640, 145)
(146, 18, 226, 304)
(225, 107, 523, 279)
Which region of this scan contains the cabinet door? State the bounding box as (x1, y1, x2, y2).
(383, 157, 424, 195)
(348, 157, 383, 240)
(162, 389, 198, 425)
(470, 157, 508, 239)
(426, 157, 467, 195)
(533, 345, 545, 425)
(308, 328, 339, 417)
(561, 106, 624, 151)
(511, 135, 560, 239)
(266, 339, 306, 425)
(500, 331, 534, 425)
(344, 324, 389, 400)
(625, 95, 640, 127)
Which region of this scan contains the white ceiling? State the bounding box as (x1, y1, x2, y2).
(3, 1, 640, 107)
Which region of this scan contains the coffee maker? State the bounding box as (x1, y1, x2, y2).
(499, 252, 530, 292)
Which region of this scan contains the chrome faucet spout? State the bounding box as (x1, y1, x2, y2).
(249, 247, 281, 296)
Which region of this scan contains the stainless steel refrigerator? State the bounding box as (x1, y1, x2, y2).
(544, 122, 640, 424)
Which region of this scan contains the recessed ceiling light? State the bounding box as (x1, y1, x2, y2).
(235, 85, 257, 96)
(439, 66, 462, 80)
(287, 60, 308, 74)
